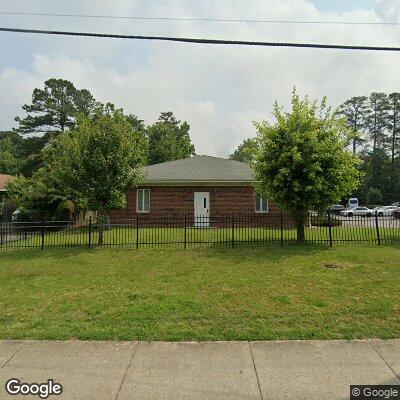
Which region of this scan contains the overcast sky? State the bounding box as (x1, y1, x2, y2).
(0, 0, 399, 156)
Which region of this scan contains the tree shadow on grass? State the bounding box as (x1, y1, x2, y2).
(199, 242, 333, 264)
(0, 247, 97, 262)
(0, 242, 398, 265)
(201, 241, 400, 265)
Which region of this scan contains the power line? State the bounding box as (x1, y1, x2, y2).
(1, 26, 400, 52)
(0, 11, 399, 26)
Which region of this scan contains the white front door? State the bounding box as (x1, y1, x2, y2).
(194, 192, 210, 227)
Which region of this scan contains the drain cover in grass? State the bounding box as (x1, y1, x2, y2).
(323, 263, 339, 269)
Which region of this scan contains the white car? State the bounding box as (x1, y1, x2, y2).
(340, 207, 373, 217)
(347, 198, 359, 208)
(375, 206, 400, 216)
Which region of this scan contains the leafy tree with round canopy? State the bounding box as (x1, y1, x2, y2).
(8, 109, 146, 243)
(50, 110, 145, 242)
(254, 91, 361, 243)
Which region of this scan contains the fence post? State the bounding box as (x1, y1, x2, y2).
(184, 214, 187, 250)
(136, 214, 139, 249)
(41, 218, 45, 250)
(231, 213, 235, 248)
(375, 211, 381, 245)
(0, 222, 3, 248)
(88, 216, 92, 248)
(328, 211, 333, 247)
(280, 212, 284, 246)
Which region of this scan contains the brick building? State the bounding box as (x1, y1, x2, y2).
(110, 155, 290, 227)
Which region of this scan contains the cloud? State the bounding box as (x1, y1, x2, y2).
(1, 0, 400, 156)
(375, 0, 400, 21)
(0, 68, 42, 127)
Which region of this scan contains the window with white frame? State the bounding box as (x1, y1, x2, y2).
(137, 189, 150, 213)
(254, 195, 268, 213)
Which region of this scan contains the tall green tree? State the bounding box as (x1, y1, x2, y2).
(147, 112, 195, 165)
(0, 130, 55, 177)
(0, 130, 22, 145)
(366, 93, 390, 154)
(15, 78, 97, 134)
(337, 96, 368, 154)
(255, 92, 361, 243)
(366, 92, 390, 188)
(17, 134, 53, 177)
(45, 110, 145, 243)
(125, 114, 149, 164)
(126, 114, 146, 132)
(0, 137, 20, 175)
(387, 93, 400, 202)
(229, 138, 259, 165)
(338, 94, 390, 203)
(7, 110, 147, 234)
(5, 174, 64, 220)
(388, 93, 400, 168)
(366, 187, 383, 205)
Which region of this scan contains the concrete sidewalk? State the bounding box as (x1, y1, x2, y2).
(0, 340, 399, 400)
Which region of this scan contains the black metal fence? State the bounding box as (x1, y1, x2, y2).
(0, 212, 399, 251)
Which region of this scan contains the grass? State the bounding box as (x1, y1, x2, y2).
(0, 244, 399, 341)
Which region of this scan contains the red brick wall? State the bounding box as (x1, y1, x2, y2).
(109, 186, 293, 227)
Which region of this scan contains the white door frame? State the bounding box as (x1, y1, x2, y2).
(194, 192, 210, 227)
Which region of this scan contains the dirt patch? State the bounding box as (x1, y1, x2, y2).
(322, 262, 356, 270)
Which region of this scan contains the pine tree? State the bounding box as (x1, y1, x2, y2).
(337, 96, 368, 154)
(365, 93, 390, 188)
(15, 78, 97, 134)
(388, 93, 400, 201)
(388, 93, 400, 168)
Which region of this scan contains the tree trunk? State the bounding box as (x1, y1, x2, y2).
(98, 221, 104, 246)
(97, 212, 109, 246)
(353, 114, 358, 154)
(295, 212, 307, 244)
(372, 101, 379, 188)
(392, 108, 396, 172)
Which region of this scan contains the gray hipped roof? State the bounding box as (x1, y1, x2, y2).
(140, 155, 254, 184)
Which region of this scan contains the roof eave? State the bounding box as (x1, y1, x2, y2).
(140, 180, 255, 187)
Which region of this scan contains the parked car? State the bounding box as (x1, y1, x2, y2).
(346, 198, 359, 208)
(394, 209, 400, 219)
(11, 209, 20, 222)
(340, 207, 373, 217)
(375, 206, 399, 216)
(329, 205, 346, 215)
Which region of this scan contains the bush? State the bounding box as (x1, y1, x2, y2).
(0, 198, 18, 221)
(310, 215, 342, 227)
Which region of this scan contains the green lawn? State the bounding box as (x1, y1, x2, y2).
(0, 244, 399, 341)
